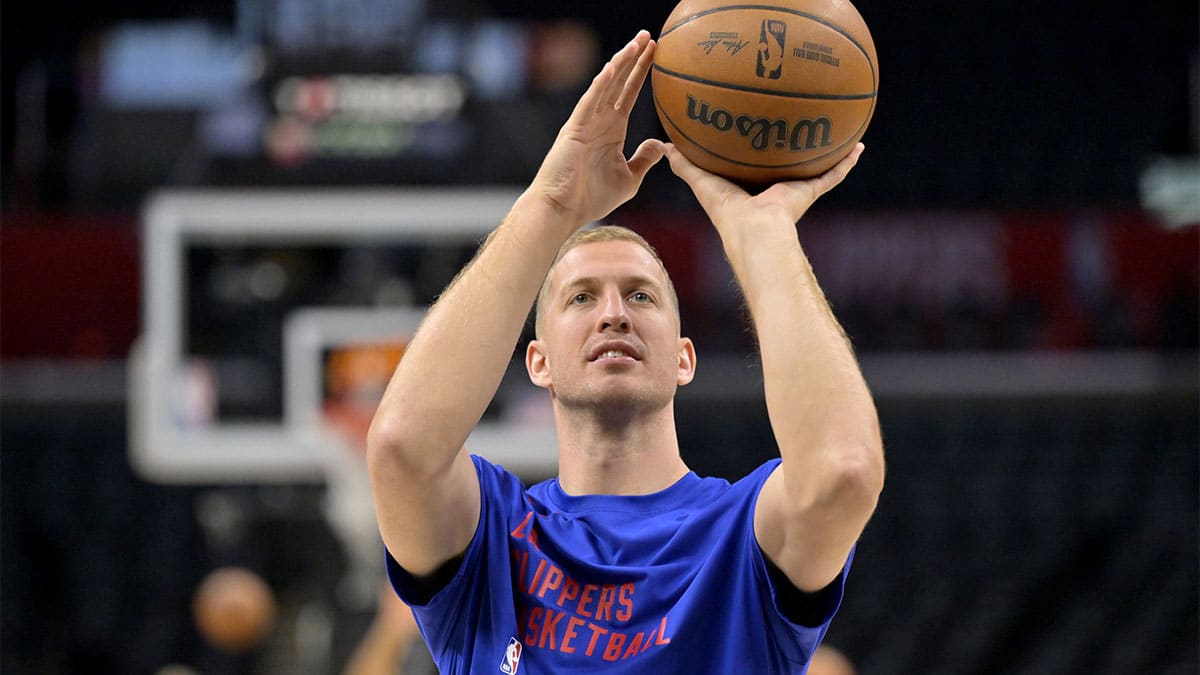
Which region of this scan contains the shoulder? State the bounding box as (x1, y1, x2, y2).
(734, 458, 783, 490)
(470, 454, 529, 500)
(668, 460, 782, 534)
(718, 458, 783, 507)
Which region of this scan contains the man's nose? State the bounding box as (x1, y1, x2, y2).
(597, 289, 630, 331)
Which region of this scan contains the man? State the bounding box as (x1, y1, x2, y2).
(367, 30, 884, 673)
(342, 586, 436, 675)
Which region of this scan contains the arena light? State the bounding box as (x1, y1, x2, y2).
(1139, 156, 1200, 230)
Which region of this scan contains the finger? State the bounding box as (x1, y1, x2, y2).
(627, 138, 667, 183)
(805, 142, 865, 199)
(615, 38, 656, 113)
(663, 143, 743, 210)
(768, 143, 863, 219)
(605, 32, 651, 105)
(564, 60, 614, 128)
(565, 32, 646, 126)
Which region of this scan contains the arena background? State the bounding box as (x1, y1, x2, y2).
(2, 1, 1197, 673)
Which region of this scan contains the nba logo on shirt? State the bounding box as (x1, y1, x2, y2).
(499, 637, 522, 674)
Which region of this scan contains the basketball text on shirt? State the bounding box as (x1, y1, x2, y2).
(510, 510, 675, 662)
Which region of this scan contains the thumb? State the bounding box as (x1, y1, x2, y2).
(663, 142, 744, 211)
(627, 138, 667, 183)
(798, 142, 865, 200)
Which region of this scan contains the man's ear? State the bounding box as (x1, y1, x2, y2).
(676, 337, 697, 386)
(526, 339, 552, 389)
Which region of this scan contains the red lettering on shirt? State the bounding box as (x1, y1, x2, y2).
(595, 584, 616, 621)
(616, 582, 634, 622)
(556, 577, 580, 607)
(509, 510, 540, 551)
(584, 623, 608, 656)
(537, 564, 564, 599)
(577, 584, 599, 618)
(640, 629, 656, 654)
(561, 616, 585, 654)
(508, 529, 677, 663)
(538, 609, 565, 650)
(602, 631, 627, 661)
(525, 607, 543, 647)
(655, 615, 672, 645)
(622, 631, 645, 659)
(510, 511, 533, 540)
(527, 559, 546, 596)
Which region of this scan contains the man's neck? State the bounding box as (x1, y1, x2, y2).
(553, 402, 690, 496)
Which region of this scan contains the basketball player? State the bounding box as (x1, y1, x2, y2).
(342, 586, 436, 675)
(367, 30, 883, 673)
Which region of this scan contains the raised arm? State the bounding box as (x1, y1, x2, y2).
(366, 31, 665, 577)
(662, 143, 884, 592)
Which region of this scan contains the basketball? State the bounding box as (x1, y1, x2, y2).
(652, 0, 878, 184)
(192, 566, 277, 654)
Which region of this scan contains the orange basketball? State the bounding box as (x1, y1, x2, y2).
(192, 567, 277, 654)
(652, 0, 878, 184)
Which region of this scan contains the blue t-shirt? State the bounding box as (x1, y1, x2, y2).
(386, 455, 852, 674)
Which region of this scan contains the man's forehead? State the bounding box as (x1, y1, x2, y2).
(549, 240, 668, 291)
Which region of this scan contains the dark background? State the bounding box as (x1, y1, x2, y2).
(2, 0, 1197, 211)
(2, 0, 1197, 673)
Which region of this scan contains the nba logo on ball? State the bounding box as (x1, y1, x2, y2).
(756, 20, 786, 79)
(499, 637, 522, 673)
(653, 0, 879, 184)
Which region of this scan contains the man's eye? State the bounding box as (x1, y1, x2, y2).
(570, 293, 590, 304)
(631, 291, 652, 303)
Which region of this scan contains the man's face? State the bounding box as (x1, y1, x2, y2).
(527, 240, 695, 413)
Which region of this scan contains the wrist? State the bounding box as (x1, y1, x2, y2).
(721, 219, 800, 269)
(511, 189, 590, 239)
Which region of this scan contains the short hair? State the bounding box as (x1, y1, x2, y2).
(534, 225, 680, 338)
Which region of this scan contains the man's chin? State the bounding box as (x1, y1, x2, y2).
(559, 385, 671, 415)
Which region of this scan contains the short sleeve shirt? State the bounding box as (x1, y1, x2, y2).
(387, 455, 852, 674)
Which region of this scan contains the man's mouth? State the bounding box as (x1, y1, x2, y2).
(596, 349, 632, 361)
(589, 343, 641, 362)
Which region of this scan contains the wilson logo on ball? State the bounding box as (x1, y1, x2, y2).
(686, 94, 833, 151)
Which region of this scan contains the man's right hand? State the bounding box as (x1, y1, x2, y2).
(527, 30, 665, 227)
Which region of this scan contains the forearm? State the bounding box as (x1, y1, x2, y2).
(368, 193, 581, 474)
(662, 141, 875, 586)
(729, 223, 882, 496)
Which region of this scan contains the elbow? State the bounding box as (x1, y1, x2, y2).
(365, 410, 400, 463)
(830, 440, 885, 512)
(365, 406, 463, 481)
(792, 432, 883, 517)
(366, 409, 427, 478)
(365, 410, 407, 473)
(845, 449, 885, 499)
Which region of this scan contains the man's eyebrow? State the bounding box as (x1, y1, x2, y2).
(558, 274, 664, 293)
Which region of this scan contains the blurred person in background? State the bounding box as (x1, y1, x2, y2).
(342, 586, 436, 675)
(808, 644, 857, 675)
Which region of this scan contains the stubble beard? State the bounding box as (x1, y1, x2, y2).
(552, 371, 674, 426)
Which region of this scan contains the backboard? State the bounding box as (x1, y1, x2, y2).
(129, 188, 558, 484)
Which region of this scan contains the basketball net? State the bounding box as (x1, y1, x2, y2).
(317, 342, 405, 610)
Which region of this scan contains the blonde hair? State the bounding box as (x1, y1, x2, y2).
(534, 225, 680, 337)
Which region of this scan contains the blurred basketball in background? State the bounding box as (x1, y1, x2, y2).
(652, 0, 878, 184)
(192, 566, 277, 654)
